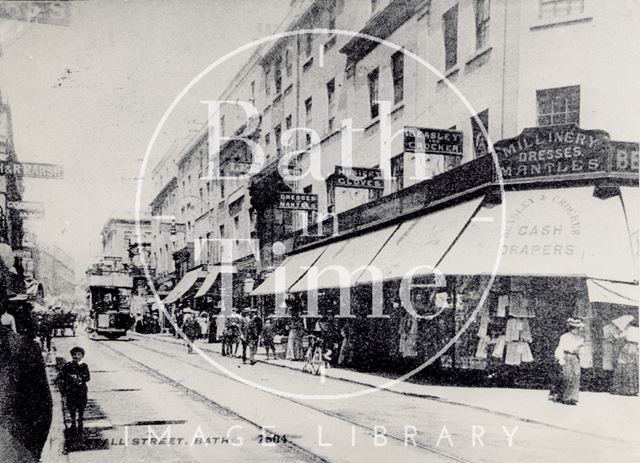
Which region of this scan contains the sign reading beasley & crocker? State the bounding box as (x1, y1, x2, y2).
(278, 193, 318, 211)
(493, 124, 610, 180)
(404, 127, 463, 155)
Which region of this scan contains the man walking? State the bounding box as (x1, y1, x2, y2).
(246, 309, 263, 365)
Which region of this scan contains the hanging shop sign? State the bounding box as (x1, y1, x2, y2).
(0, 161, 64, 179)
(8, 201, 44, 219)
(13, 248, 32, 259)
(278, 192, 318, 211)
(333, 166, 384, 190)
(493, 124, 610, 180)
(404, 127, 464, 155)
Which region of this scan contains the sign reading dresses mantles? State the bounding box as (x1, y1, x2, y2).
(278, 193, 318, 211)
(493, 124, 611, 180)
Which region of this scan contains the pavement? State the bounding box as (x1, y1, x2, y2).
(132, 332, 640, 444)
(39, 333, 640, 463)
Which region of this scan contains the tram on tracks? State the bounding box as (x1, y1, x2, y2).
(87, 271, 134, 339)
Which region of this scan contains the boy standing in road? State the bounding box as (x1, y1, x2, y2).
(59, 346, 91, 433)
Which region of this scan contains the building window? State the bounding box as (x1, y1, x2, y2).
(285, 114, 292, 130)
(220, 181, 225, 198)
(443, 5, 458, 71)
(474, 0, 490, 50)
(539, 0, 584, 19)
(250, 80, 255, 102)
(274, 57, 282, 94)
(471, 109, 489, 158)
(285, 48, 292, 77)
(371, 0, 378, 13)
(219, 224, 225, 239)
(537, 85, 580, 126)
(265, 132, 271, 158)
(305, 97, 313, 146)
(391, 51, 404, 105)
(326, 78, 336, 132)
(264, 66, 271, 95)
(220, 115, 225, 137)
(368, 68, 379, 119)
(274, 124, 282, 157)
(390, 154, 404, 192)
(305, 34, 313, 58)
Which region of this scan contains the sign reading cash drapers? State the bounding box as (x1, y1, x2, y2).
(8, 201, 44, 219)
(278, 193, 318, 211)
(493, 124, 611, 180)
(333, 166, 384, 190)
(404, 126, 464, 155)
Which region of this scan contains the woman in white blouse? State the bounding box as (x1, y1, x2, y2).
(551, 317, 585, 405)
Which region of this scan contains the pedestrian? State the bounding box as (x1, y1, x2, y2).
(0, 314, 52, 462)
(550, 318, 584, 405)
(38, 311, 53, 352)
(611, 322, 639, 396)
(239, 310, 250, 363)
(338, 320, 355, 366)
(246, 309, 263, 365)
(182, 312, 200, 354)
(285, 305, 305, 361)
(58, 346, 90, 434)
(262, 318, 276, 360)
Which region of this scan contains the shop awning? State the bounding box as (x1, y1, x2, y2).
(163, 269, 206, 305)
(194, 267, 222, 298)
(357, 196, 484, 285)
(251, 246, 326, 296)
(438, 187, 637, 282)
(586, 279, 639, 306)
(290, 225, 400, 292)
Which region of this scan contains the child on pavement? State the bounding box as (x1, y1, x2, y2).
(59, 346, 90, 433)
(262, 318, 276, 360)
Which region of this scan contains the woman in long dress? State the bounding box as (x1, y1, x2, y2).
(611, 325, 639, 396)
(552, 318, 585, 405)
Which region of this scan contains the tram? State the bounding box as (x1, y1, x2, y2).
(87, 271, 134, 339)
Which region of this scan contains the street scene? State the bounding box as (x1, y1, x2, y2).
(0, 0, 639, 462)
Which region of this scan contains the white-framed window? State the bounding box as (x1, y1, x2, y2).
(537, 85, 580, 126)
(274, 57, 282, 94)
(285, 48, 292, 76)
(274, 124, 282, 157)
(264, 66, 271, 95)
(326, 78, 336, 132)
(474, 0, 490, 50)
(303, 184, 317, 227)
(390, 153, 404, 192)
(305, 97, 313, 146)
(391, 51, 404, 105)
(367, 68, 379, 119)
(304, 34, 313, 58)
(538, 0, 584, 19)
(442, 4, 458, 70)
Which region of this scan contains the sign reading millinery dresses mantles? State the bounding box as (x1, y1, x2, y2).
(404, 127, 464, 156)
(333, 166, 384, 190)
(8, 201, 44, 219)
(493, 124, 611, 180)
(278, 192, 318, 211)
(0, 161, 64, 179)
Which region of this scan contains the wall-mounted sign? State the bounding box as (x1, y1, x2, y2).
(8, 201, 44, 219)
(278, 193, 318, 211)
(14, 248, 32, 259)
(404, 127, 463, 155)
(493, 124, 610, 180)
(610, 141, 639, 173)
(0, 161, 64, 179)
(0, 2, 71, 26)
(333, 166, 384, 190)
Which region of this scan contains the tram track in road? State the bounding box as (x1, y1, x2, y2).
(90, 339, 329, 463)
(100, 338, 489, 463)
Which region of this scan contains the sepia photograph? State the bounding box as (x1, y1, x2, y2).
(0, 0, 638, 462)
